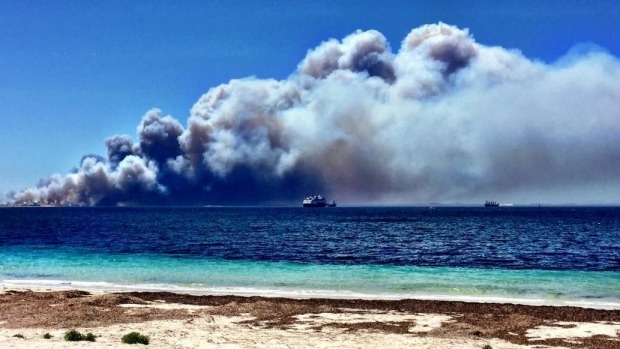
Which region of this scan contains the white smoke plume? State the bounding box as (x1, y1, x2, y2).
(9, 23, 620, 206)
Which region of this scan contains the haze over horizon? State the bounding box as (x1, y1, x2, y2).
(2, 1, 620, 206)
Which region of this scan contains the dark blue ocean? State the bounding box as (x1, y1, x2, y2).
(1, 206, 619, 308)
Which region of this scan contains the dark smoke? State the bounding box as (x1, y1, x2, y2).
(8, 23, 620, 206)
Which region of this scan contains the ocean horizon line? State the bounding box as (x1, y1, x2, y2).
(3, 203, 620, 208)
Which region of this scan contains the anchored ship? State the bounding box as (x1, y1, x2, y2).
(484, 200, 500, 207)
(302, 195, 327, 207)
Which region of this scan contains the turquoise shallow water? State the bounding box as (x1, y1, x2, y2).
(1, 206, 619, 308)
(1, 246, 619, 308)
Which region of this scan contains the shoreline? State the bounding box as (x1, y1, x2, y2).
(1, 288, 619, 348)
(3, 280, 620, 311)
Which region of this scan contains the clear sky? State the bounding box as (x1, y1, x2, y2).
(2, 0, 620, 205)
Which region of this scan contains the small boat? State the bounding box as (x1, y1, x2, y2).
(303, 195, 327, 207)
(327, 200, 337, 207)
(484, 200, 499, 207)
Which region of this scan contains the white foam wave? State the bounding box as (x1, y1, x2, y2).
(1, 279, 114, 289)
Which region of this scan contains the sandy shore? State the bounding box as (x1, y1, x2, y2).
(1, 289, 619, 348)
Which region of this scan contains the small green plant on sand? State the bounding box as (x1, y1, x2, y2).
(13, 333, 24, 339)
(121, 331, 150, 345)
(482, 345, 493, 349)
(64, 330, 83, 341)
(64, 329, 96, 342)
(43, 332, 52, 339)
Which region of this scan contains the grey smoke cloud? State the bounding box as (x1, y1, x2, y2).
(105, 135, 136, 167)
(9, 23, 620, 206)
(299, 29, 395, 82)
(138, 109, 184, 164)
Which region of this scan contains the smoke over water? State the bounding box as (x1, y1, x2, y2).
(9, 23, 620, 206)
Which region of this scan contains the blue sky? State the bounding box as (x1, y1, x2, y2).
(2, 0, 620, 204)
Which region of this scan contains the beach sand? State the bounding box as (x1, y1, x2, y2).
(1, 289, 619, 348)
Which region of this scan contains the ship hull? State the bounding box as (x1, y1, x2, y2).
(303, 202, 327, 207)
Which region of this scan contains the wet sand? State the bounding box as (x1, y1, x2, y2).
(1, 289, 619, 348)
